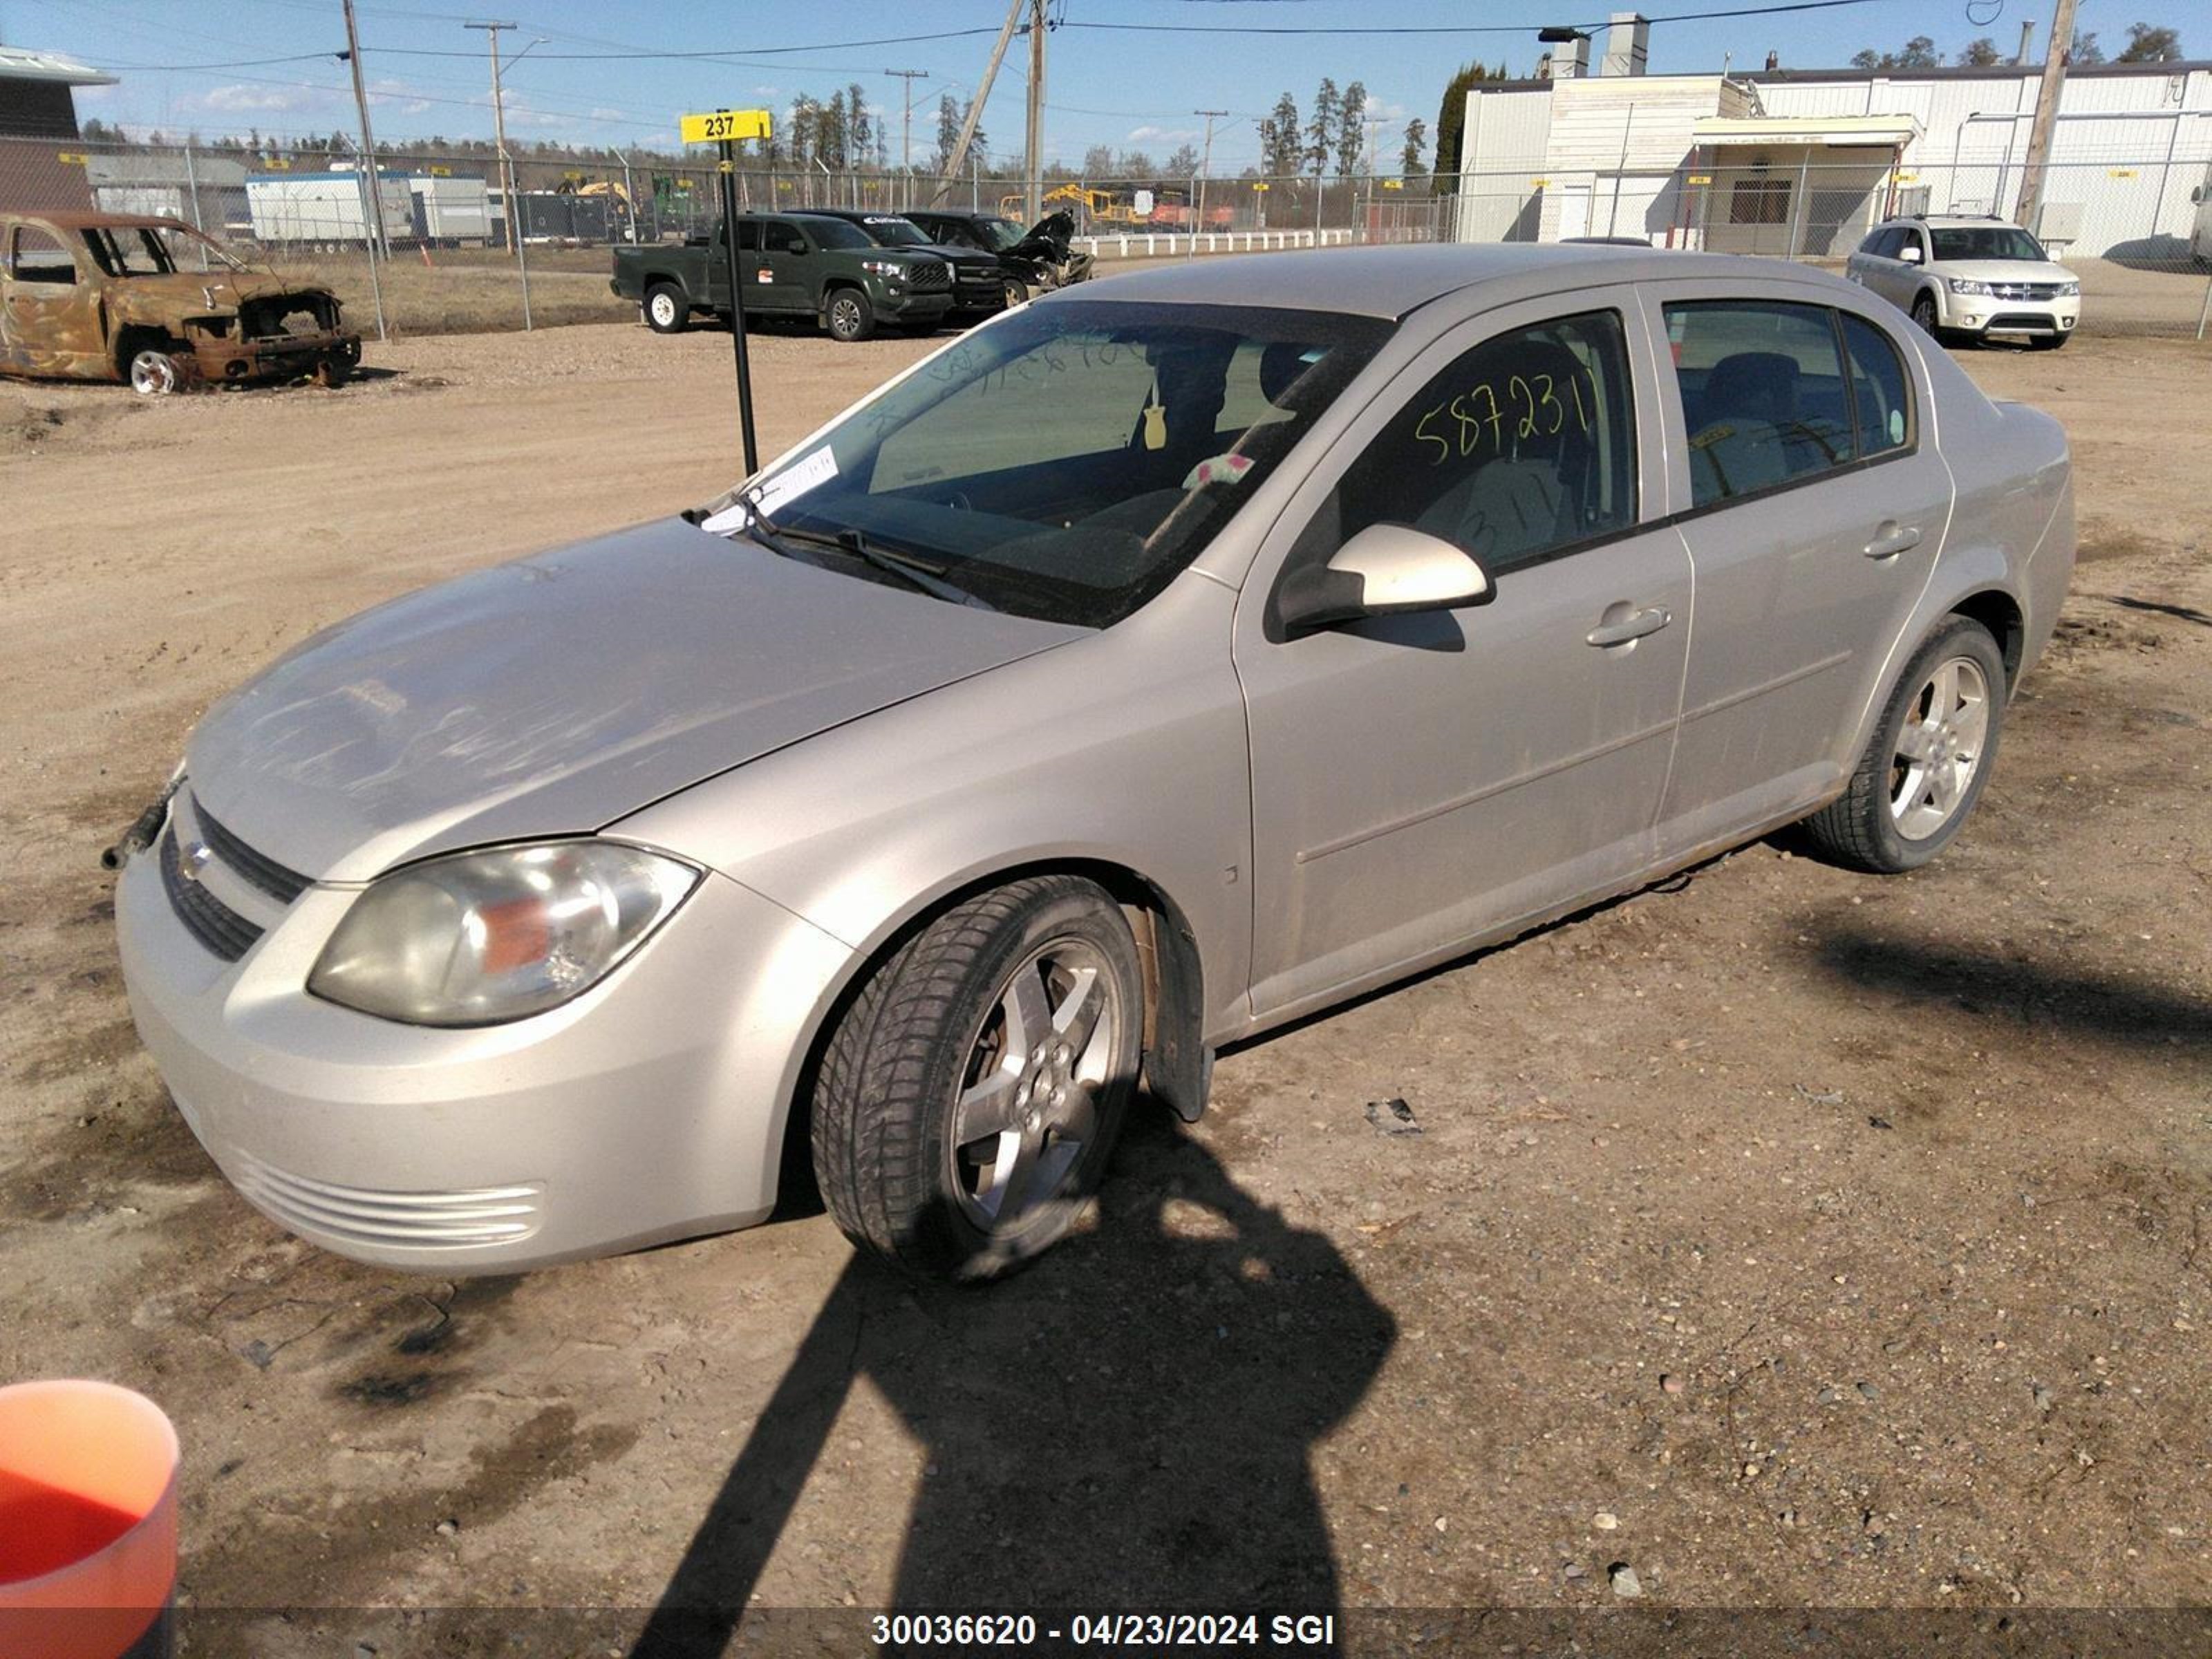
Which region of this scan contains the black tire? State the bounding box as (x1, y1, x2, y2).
(2030, 331, 2069, 351)
(1909, 291, 1942, 337)
(643, 282, 688, 334)
(824, 286, 876, 342)
(1002, 277, 1030, 308)
(811, 876, 1143, 1281)
(1801, 615, 2006, 874)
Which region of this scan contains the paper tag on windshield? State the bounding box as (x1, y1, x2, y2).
(751, 446, 841, 521)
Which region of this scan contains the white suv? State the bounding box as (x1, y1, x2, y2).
(1846, 216, 2081, 350)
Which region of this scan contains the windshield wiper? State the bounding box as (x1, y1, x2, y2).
(737, 493, 995, 611)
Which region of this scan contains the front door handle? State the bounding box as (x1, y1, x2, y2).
(1586, 606, 1672, 648)
(1864, 523, 1922, 560)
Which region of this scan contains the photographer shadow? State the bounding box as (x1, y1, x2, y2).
(630, 1120, 1395, 1654)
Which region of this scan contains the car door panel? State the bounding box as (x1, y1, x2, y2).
(1, 224, 104, 378)
(1638, 284, 1950, 859)
(1235, 288, 1690, 1019)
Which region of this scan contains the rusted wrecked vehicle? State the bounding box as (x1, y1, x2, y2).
(1, 211, 360, 394)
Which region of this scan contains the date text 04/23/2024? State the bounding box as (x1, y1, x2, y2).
(870, 1613, 1339, 1648)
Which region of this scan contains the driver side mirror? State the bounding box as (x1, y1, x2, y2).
(1899, 243, 1923, 263)
(1277, 523, 1494, 639)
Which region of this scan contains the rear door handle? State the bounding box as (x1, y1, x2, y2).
(1586, 606, 1672, 648)
(1864, 524, 1922, 559)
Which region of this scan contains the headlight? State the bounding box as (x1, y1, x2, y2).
(861, 258, 905, 279)
(2059, 280, 2081, 297)
(1947, 277, 1991, 297)
(308, 841, 699, 1027)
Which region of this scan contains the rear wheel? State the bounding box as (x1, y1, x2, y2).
(126, 348, 185, 396)
(1801, 615, 2005, 874)
(644, 282, 688, 334)
(810, 876, 1143, 1280)
(825, 287, 875, 342)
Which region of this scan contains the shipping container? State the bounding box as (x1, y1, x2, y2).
(247, 170, 412, 245)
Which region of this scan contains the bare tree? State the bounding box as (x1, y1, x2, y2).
(2070, 28, 2106, 60)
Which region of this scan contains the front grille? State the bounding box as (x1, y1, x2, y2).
(161, 826, 263, 962)
(230, 1152, 544, 1249)
(1985, 312, 2062, 332)
(195, 801, 310, 903)
(1988, 281, 2063, 301)
(907, 259, 950, 292)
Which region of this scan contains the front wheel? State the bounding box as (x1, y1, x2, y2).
(644, 282, 688, 334)
(127, 348, 185, 396)
(824, 288, 876, 342)
(1002, 276, 1030, 308)
(1909, 292, 1942, 337)
(2030, 331, 2069, 351)
(810, 876, 1143, 1280)
(1801, 615, 2006, 873)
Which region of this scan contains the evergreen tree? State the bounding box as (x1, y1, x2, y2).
(1400, 117, 1430, 178)
(1306, 78, 1340, 178)
(1335, 81, 1368, 177)
(1258, 91, 1302, 178)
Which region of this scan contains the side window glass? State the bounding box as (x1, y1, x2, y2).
(733, 220, 759, 252)
(765, 223, 805, 255)
(1665, 300, 1858, 507)
(1840, 312, 1913, 456)
(1322, 310, 1638, 578)
(1871, 227, 1901, 259)
(9, 226, 76, 283)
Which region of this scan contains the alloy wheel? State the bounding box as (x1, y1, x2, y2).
(129, 350, 181, 396)
(1890, 655, 1989, 841)
(947, 937, 1117, 1232)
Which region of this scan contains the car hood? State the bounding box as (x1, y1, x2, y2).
(185, 518, 1087, 884)
(107, 270, 328, 317)
(1935, 259, 2077, 285)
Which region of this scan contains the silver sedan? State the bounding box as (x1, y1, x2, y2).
(112, 245, 2074, 1279)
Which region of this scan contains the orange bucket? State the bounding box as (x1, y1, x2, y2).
(0, 1381, 178, 1659)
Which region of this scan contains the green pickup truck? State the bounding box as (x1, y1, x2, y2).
(610, 213, 953, 342)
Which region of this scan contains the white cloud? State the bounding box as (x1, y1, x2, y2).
(1126, 124, 1199, 144)
(199, 83, 315, 113)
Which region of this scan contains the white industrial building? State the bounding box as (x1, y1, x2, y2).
(1452, 16, 2212, 261)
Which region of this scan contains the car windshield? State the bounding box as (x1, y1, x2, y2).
(1930, 226, 2048, 262)
(81, 223, 250, 276)
(975, 217, 1028, 252)
(856, 216, 932, 247)
(803, 217, 877, 250)
(720, 299, 1391, 628)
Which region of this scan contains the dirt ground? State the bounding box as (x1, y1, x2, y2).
(1, 310, 2209, 1653)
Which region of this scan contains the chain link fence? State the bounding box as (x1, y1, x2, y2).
(0, 138, 1458, 340)
(1449, 151, 2212, 337)
(6, 135, 2203, 339)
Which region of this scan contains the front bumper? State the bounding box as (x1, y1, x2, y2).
(1944, 297, 2077, 338)
(187, 329, 362, 385)
(114, 820, 852, 1271)
(875, 289, 953, 321)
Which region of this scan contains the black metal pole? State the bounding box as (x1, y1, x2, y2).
(718, 136, 759, 475)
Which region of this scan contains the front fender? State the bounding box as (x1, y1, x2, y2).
(610, 574, 1253, 1119)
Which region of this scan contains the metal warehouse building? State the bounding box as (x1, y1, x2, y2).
(1453, 16, 2212, 263)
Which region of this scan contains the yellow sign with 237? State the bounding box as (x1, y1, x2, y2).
(679, 109, 772, 145)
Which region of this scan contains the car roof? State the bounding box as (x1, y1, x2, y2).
(12, 209, 194, 232)
(1037, 243, 1851, 322)
(1883, 214, 2023, 229)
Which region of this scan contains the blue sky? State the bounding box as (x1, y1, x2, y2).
(15, 0, 2186, 169)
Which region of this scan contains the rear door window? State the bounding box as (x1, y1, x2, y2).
(1840, 312, 1914, 457)
(1665, 301, 1859, 507)
(8, 225, 76, 283)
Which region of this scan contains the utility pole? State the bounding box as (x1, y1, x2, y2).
(336, 0, 388, 339)
(2012, 0, 2079, 232)
(466, 19, 533, 326)
(1023, 0, 1047, 222)
(885, 68, 928, 207)
(932, 0, 1024, 204)
(1193, 109, 1226, 241)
